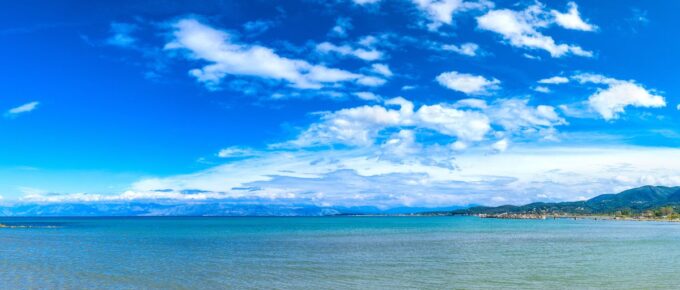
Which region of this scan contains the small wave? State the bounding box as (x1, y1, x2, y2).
(0, 223, 61, 229)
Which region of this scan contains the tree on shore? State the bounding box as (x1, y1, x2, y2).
(660, 206, 674, 217)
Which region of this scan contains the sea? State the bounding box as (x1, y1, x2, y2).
(1, 216, 679, 289)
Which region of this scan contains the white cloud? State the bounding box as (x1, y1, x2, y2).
(356, 76, 387, 87)
(486, 98, 566, 140)
(415, 104, 491, 142)
(380, 130, 421, 158)
(436, 71, 500, 95)
(6, 101, 39, 118)
(572, 73, 617, 85)
(538, 76, 569, 84)
(451, 140, 468, 151)
(491, 138, 509, 152)
(164, 18, 382, 90)
(290, 96, 564, 149)
(589, 83, 666, 120)
(413, 0, 494, 30)
(442, 42, 479, 56)
(291, 98, 411, 147)
(551, 2, 596, 31)
(534, 86, 550, 93)
(523, 53, 541, 60)
(21, 190, 238, 203)
(452, 98, 487, 109)
(26, 146, 680, 208)
(353, 91, 382, 101)
(243, 20, 275, 35)
(371, 63, 393, 77)
(316, 42, 383, 61)
(476, 3, 593, 57)
(106, 22, 137, 47)
(358, 35, 378, 47)
(329, 17, 352, 37)
(217, 146, 256, 158)
(574, 73, 666, 120)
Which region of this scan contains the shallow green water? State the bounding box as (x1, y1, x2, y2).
(1, 216, 679, 289)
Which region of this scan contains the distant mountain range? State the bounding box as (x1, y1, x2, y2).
(443, 185, 680, 215)
(0, 202, 466, 217)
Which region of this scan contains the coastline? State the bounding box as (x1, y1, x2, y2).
(473, 213, 680, 223)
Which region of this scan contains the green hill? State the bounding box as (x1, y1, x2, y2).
(444, 185, 680, 216)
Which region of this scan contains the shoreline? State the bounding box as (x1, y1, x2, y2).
(473, 213, 680, 223)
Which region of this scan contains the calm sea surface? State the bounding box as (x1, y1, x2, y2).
(1, 216, 680, 289)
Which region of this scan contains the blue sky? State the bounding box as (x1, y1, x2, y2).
(2, 0, 680, 207)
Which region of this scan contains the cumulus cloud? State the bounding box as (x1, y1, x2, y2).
(476, 2, 593, 57)
(436, 71, 500, 95)
(416, 103, 491, 142)
(290, 96, 564, 149)
(486, 98, 566, 140)
(551, 2, 596, 31)
(164, 18, 383, 90)
(573, 73, 666, 120)
(413, 0, 494, 30)
(316, 41, 383, 61)
(291, 98, 411, 147)
(5, 101, 39, 118)
(442, 42, 479, 56)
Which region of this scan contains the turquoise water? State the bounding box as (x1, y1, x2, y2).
(1, 216, 680, 289)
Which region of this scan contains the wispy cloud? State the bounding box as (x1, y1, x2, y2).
(243, 19, 276, 36)
(217, 146, 257, 158)
(477, 2, 593, 57)
(316, 41, 383, 61)
(5, 101, 39, 118)
(164, 18, 384, 90)
(442, 42, 480, 56)
(106, 22, 137, 47)
(412, 0, 494, 30)
(370, 63, 393, 77)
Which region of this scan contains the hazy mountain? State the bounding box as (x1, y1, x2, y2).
(0, 202, 467, 217)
